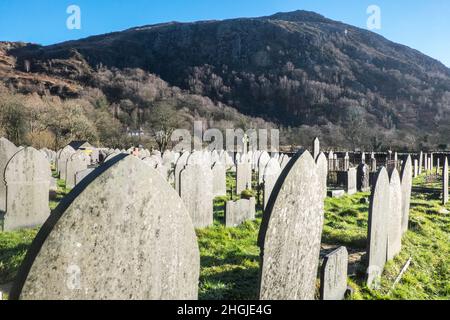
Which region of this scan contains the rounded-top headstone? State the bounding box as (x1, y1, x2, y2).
(387, 169, 402, 261)
(366, 167, 390, 289)
(0, 137, 18, 213)
(400, 156, 412, 233)
(258, 150, 326, 300)
(10, 155, 200, 300)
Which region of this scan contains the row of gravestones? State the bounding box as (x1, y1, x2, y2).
(8, 150, 325, 299)
(6, 142, 415, 300)
(0, 138, 52, 231)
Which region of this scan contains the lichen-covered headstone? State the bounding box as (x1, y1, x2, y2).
(9, 155, 200, 300)
(0, 137, 18, 216)
(225, 198, 256, 227)
(211, 162, 226, 197)
(180, 164, 213, 228)
(320, 247, 348, 300)
(346, 168, 357, 195)
(74, 168, 95, 186)
(400, 156, 412, 233)
(66, 152, 90, 188)
(175, 152, 189, 194)
(263, 158, 281, 209)
(3, 147, 50, 231)
(258, 151, 271, 184)
(443, 157, 449, 205)
(366, 167, 390, 289)
(258, 150, 327, 300)
(357, 164, 370, 192)
(57, 145, 75, 180)
(387, 169, 402, 261)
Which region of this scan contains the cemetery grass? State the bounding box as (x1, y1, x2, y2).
(1, 172, 449, 300)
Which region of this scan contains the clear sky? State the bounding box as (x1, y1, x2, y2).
(0, 0, 449, 67)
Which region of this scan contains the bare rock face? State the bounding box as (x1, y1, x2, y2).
(400, 156, 412, 233)
(3, 147, 50, 231)
(258, 150, 327, 300)
(0, 137, 18, 215)
(10, 155, 200, 300)
(366, 167, 390, 289)
(320, 246, 348, 300)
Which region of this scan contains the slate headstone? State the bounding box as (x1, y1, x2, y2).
(9, 155, 200, 300)
(320, 246, 348, 300)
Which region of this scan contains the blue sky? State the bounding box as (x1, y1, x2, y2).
(0, 0, 449, 67)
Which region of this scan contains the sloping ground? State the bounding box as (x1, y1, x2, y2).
(0, 171, 449, 300)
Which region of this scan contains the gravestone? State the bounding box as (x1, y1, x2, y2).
(357, 164, 370, 192)
(174, 152, 190, 194)
(3, 147, 51, 231)
(225, 198, 256, 227)
(258, 150, 327, 300)
(387, 169, 402, 261)
(313, 137, 320, 160)
(66, 152, 90, 189)
(57, 145, 76, 180)
(236, 160, 252, 194)
(443, 157, 449, 205)
(211, 162, 226, 197)
(346, 168, 357, 195)
(400, 156, 412, 233)
(9, 155, 200, 300)
(343, 153, 350, 171)
(258, 152, 271, 184)
(263, 159, 282, 209)
(418, 152, 423, 174)
(366, 167, 390, 289)
(413, 159, 418, 178)
(0, 137, 18, 216)
(75, 168, 95, 186)
(180, 164, 214, 228)
(320, 247, 348, 300)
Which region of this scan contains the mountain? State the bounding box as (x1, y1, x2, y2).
(2, 10, 450, 149)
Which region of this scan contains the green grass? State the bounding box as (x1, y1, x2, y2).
(1, 168, 449, 300)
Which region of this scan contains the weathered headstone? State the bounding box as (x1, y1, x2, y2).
(236, 160, 252, 195)
(443, 157, 449, 205)
(400, 156, 412, 233)
(211, 162, 226, 197)
(66, 152, 90, 189)
(75, 168, 95, 186)
(413, 159, 418, 178)
(263, 159, 281, 209)
(174, 152, 189, 194)
(357, 164, 370, 192)
(9, 155, 200, 300)
(0, 137, 18, 216)
(346, 168, 357, 195)
(313, 137, 320, 160)
(258, 150, 327, 300)
(387, 169, 402, 261)
(418, 151, 423, 174)
(3, 147, 51, 231)
(225, 198, 256, 227)
(258, 152, 271, 184)
(57, 145, 76, 180)
(366, 167, 390, 289)
(320, 247, 348, 300)
(180, 164, 214, 228)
